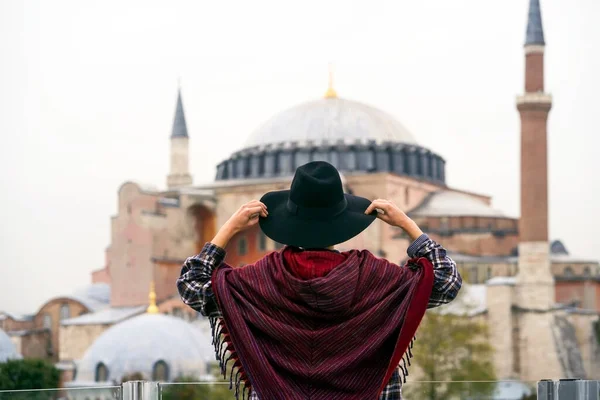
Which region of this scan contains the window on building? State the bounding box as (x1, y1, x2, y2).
(238, 237, 248, 256)
(95, 363, 108, 382)
(257, 231, 267, 252)
(486, 266, 493, 281)
(250, 155, 261, 178)
(564, 266, 574, 277)
(43, 314, 52, 330)
(279, 153, 292, 175)
(440, 217, 449, 233)
(152, 360, 169, 381)
(172, 307, 183, 319)
(470, 266, 479, 283)
(264, 154, 275, 176)
(583, 266, 591, 277)
(60, 304, 70, 320)
(294, 151, 310, 168)
(312, 150, 328, 163)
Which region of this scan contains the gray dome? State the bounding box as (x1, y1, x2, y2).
(410, 191, 506, 218)
(70, 283, 111, 312)
(0, 328, 21, 362)
(215, 96, 446, 184)
(243, 97, 417, 149)
(75, 314, 213, 382)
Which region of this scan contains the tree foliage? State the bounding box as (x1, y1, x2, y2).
(121, 371, 145, 383)
(160, 362, 238, 400)
(0, 359, 60, 394)
(405, 305, 497, 400)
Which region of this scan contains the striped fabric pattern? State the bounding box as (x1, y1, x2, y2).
(177, 234, 463, 399)
(210, 247, 434, 400)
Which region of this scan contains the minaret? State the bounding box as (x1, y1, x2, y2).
(167, 86, 193, 189)
(515, 0, 554, 309)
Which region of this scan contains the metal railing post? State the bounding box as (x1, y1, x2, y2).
(537, 379, 554, 400)
(537, 379, 600, 400)
(122, 381, 159, 400)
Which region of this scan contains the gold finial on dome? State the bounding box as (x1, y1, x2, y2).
(147, 281, 159, 314)
(324, 63, 337, 99)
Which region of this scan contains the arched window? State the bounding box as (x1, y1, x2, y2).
(42, 314, 52, 330)
(564, 266, 574, 277)
(257, 231, 267, 252)
(152, 360, 169, 381)
(470, 266, 479, 283)
(60, 304, 70, 320)
(172, 307, 183, 319)
(95, 362, 108, 382)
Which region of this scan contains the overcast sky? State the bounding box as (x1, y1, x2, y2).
(1, 0, 598, 314)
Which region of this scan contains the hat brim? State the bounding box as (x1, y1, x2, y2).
(259, 190, 377, 248)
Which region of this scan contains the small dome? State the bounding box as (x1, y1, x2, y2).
(410, 191, 506, 218)
(70, 283, 111, 312)
(75, 314, 213, 382)
(243, 97, 417, 150)
(0, 328, 22, 362)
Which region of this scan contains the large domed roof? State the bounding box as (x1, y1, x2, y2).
(214, 94, 446, 185)
(75, 314, 213, 382)
(243, 97, 417, 149)
(0, 328, 21, 362)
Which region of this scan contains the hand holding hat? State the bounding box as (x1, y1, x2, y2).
(364, 199, 423, 241)
(211, 200, 268, 249)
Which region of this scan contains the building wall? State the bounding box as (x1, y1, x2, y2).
(0, 316, 34, 332)
(568, 313, 600, 379)
(552, 262, 599, 277)
(154, 261, 186, 303)
(35, 299, 88, 361)
(91, 268, 111, 284)
(486, 284, 514, 379)
(515, 311, 563, 381)
(555, 280, 600, 310)
(59, 324, 111, 361)
(456, 261, 517, 284)
(407, 216, 519, 257)
(158, 296, 199, 321)
(224, 225, 273, 267)
(13, 330, 51, 359)
(108, 183, 159, 307)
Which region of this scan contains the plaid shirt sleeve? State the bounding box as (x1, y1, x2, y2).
(406, 234, 462, 309)
(176, 242, 225, 318)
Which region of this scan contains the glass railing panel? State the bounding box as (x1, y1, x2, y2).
(402, 380, 537, 400)
(159, 381, 232, 400)
(0, 386, 121, 400)
(158, 380, 537, 400)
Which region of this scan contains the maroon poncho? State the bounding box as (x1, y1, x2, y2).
(210, 247, 434, 400)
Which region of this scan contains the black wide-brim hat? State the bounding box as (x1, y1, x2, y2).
(259, 161, 376, 248)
